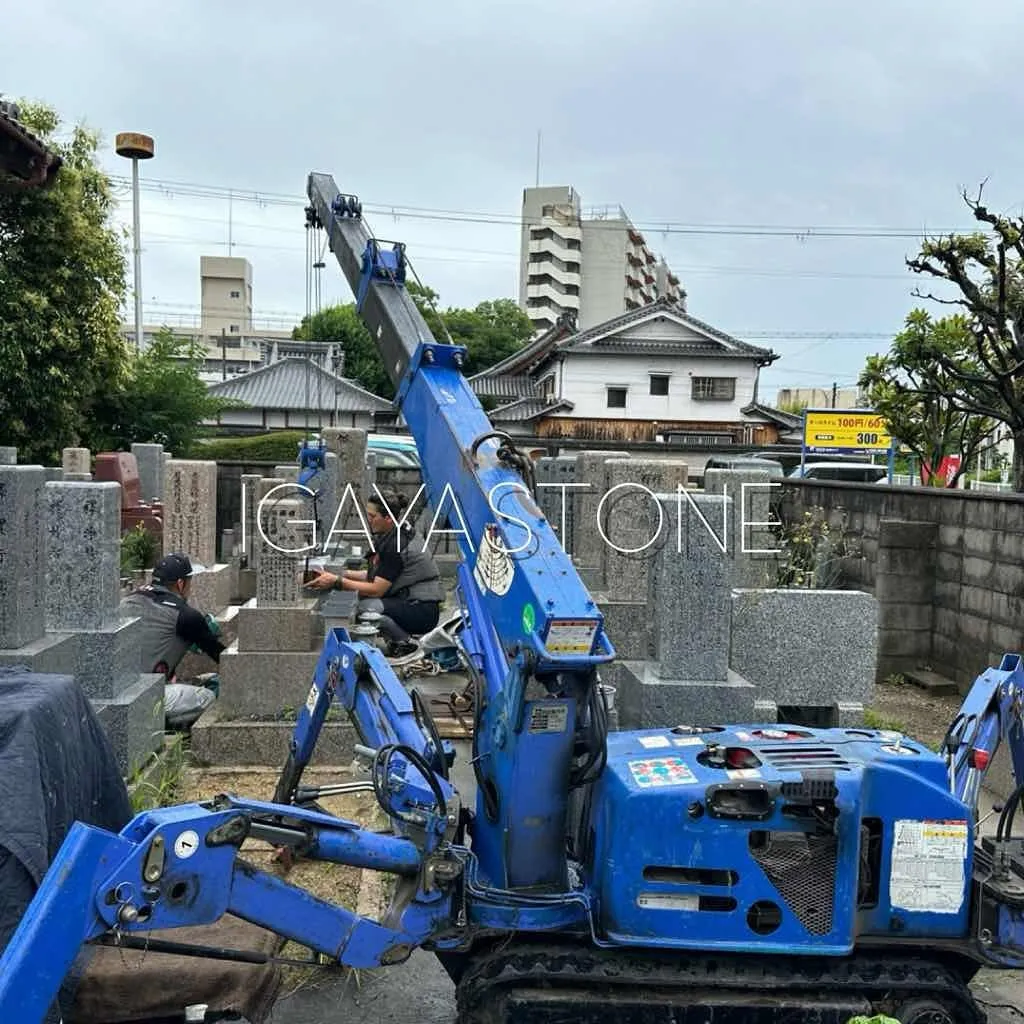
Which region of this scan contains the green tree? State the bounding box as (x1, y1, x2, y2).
(905, 186, 1024, 489)
(0, 100, 131, 462)
(859, 311, 995, 486)
(88, 328, 238, 455)
(293, 283, 533, 399)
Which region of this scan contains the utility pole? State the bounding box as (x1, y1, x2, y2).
(831, 381, 837, 408)
(221, 327, 227, 380)
(115, 132, 154, 351)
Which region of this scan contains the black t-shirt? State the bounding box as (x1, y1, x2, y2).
(367, 526, 407, 588)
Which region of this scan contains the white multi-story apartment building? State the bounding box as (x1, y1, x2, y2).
(518, 185, 685, 335)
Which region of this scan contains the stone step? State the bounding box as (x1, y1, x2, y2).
(904, 668, 960, 696)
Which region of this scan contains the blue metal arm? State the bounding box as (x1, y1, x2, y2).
(0, 796, 454, 1023)
(945, 653, 1024, 810)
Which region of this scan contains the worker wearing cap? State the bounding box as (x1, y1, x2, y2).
(121, 552, 226, 729)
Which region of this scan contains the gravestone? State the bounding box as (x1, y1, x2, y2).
(130, 442, 165, 502)
(62, 447, 91, 475)
(164, 460, 232, 613)
(0, 447, 16, 465)
(703, 468, 781, 588)
(163, 460, 218, 566)
(26, 481, 163, 774)
(571, 451, 630, 586)
(0, 466, 46, 648)
(535, 456, 578, 554)
(615, 491, 757, 729)
(217, 497, 323, 720)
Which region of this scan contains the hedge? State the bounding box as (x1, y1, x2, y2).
(190, 431, 308, 463)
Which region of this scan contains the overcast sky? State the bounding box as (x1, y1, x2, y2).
(4, 0, 1021, 399)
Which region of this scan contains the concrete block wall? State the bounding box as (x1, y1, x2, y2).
(779, 479, 1024, 688)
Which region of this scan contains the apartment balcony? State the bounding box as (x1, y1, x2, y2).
(527, 282, 580, 309)
(527, 259, 582, 289)
(529, 236, 581, 265)
(531, 219, 582, 242)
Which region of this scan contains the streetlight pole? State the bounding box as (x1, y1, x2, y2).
(115, 132, 154, 351)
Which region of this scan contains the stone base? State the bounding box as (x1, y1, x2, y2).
(190, 703, 357, 767)
(576, 565, 603, 592)
(218, 644, 323, 717)
(594, 596, 649, 660)
(730, 589, 879, 706)
(0, 618, 144, 699)
(236, 598, 320, 652)
(0, 632, 78, 674)
(187, 564, 234, 615)
(616, 661, 757, 730)
(94, 673, 165, 775)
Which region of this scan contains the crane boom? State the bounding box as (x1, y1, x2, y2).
(305, 172, 614, 677)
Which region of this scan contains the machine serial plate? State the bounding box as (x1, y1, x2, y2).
(528, 704, 569, 734)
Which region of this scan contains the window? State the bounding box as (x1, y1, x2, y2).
(230, 289, 240, 298)
(539, 374, 556, 399)
(229, 324, 240, 333)
(649, 374, 670, 396)
(691, 376, 735, 401)
(607, 387, 627, 408)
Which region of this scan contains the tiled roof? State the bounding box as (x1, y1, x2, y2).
(0, 104, 62, 187)
(559, 297, 777, 363)
(207, 357, 392, 413)
(469, 314, 577, 386)
(491, 397, 574, 422)
(472, 374, 538, 400)
(741, 402, 803, 430)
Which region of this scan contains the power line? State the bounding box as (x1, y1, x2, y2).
(107, 173, 986, 239)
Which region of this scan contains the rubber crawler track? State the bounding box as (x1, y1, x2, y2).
(455, 942, 986, 1024)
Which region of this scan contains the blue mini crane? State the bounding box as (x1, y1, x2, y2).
(1, 171, 1024, 1023)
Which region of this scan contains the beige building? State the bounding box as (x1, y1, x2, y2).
(775, 386, 863, 411)
(199, 256, 254, 336)
(518, 185, 685, 335)
(121, 255, 293, 380)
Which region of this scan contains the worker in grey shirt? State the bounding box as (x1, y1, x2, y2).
(121, 552, 225, 729)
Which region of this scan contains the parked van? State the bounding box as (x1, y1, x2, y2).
(788, 462, 887, 483)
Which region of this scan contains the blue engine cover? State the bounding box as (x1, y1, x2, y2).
(588, 724, 974, 955)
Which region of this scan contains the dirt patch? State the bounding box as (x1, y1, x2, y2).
(866, 677, 962, 751)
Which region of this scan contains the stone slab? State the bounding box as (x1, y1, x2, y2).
(0, 447, 16, 465)
(0, 632, 79, 673)
(45, 481, 122, 631)
(0, 466, 46, 648)
(186, 563, 233, 615)
(94, 672, 165, 775)
(729, 589, 879, 706)
(648, 491, 732, 680)
(163, 460, 218, 567)
(904, 668, 960, 696)
(702, 468, 782, 588)
(256, 499, 311, 607)
(62, 616, 145, 699)
(236, 600, 320, 652)
(594, 597, 650, 660)
(130, 443, 165, 502)
(616, 661, 757, 730)
(190, 704, 357, 767)
(62, 447, 91, 475)
(218, 645, 322, 717)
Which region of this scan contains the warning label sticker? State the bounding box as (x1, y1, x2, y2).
(545, 618, 597, 654)
(890, 819, 968, 914)
(528, 703, 569, 734)
(628, 757, 697, 789)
